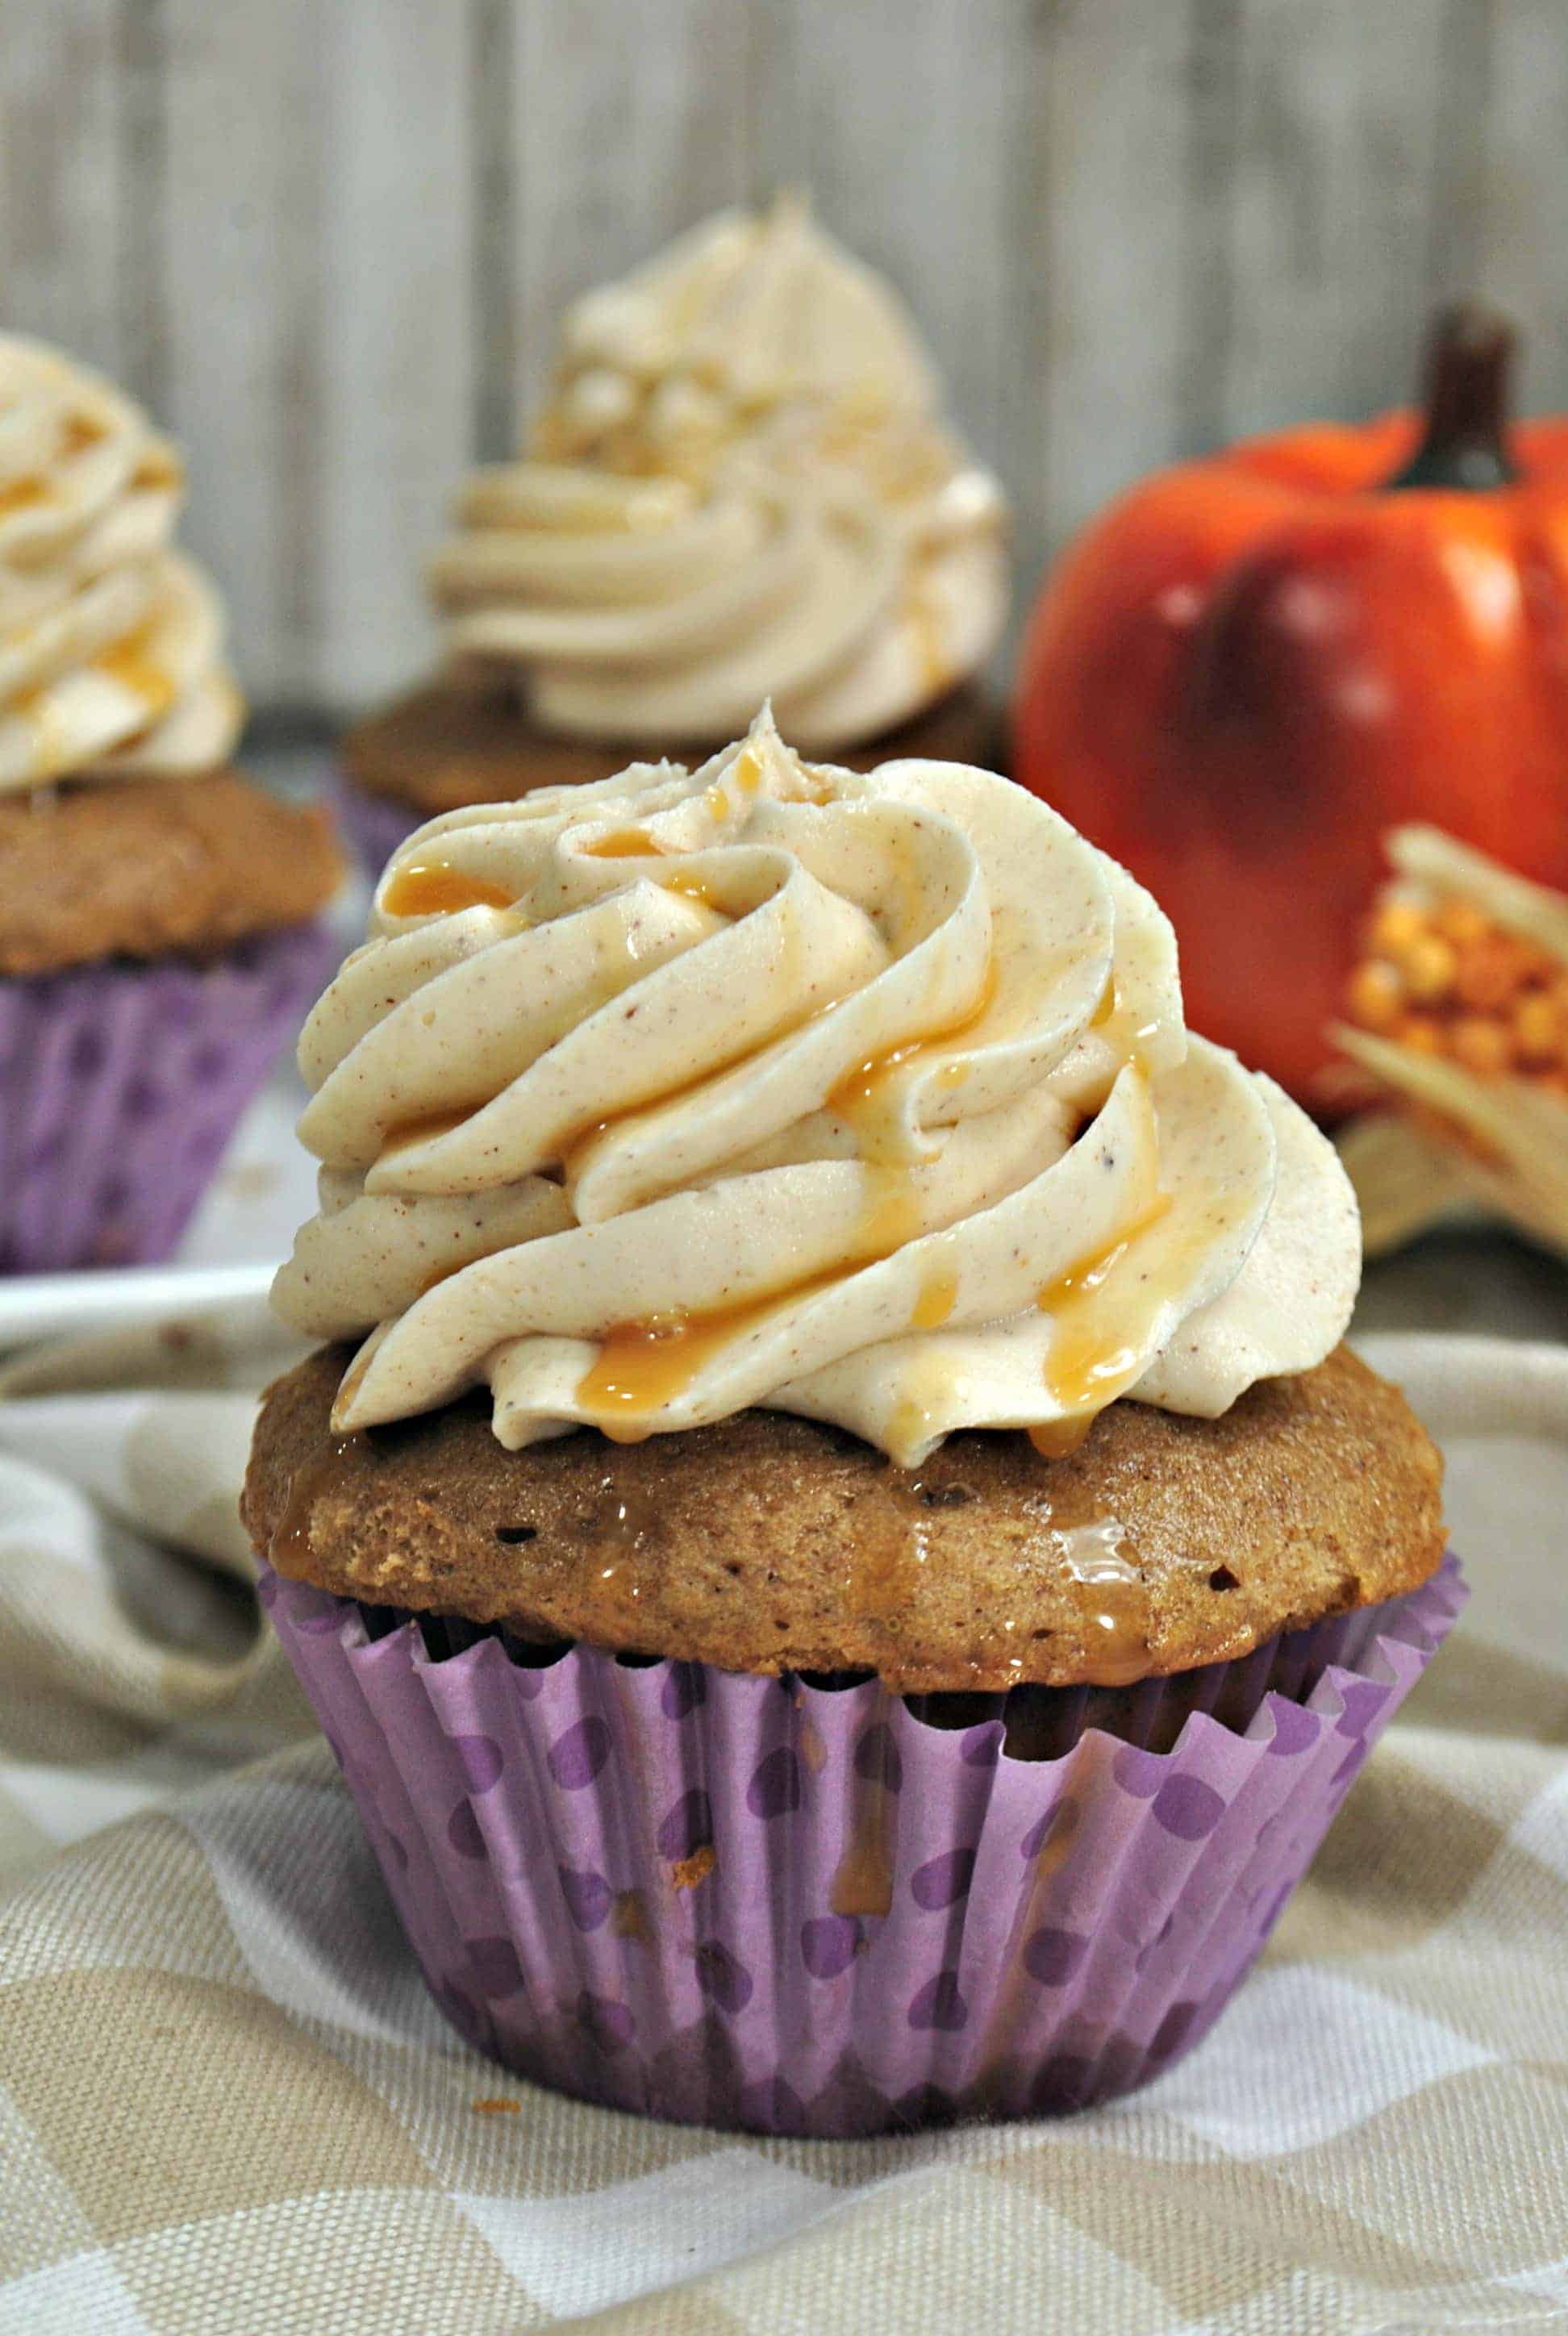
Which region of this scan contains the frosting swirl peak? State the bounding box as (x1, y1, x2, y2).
(430, 198, 1007, 752)
(0, 336, 242, 793)
(275, 713, 1359, 1465)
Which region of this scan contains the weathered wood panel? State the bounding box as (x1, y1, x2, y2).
(0, 0, 128, 382)
(160, 0, 327, 703)
(1469, 0, 1568, 418)
(1222, 0, 1448, 439)
(315, 2, 475, 703)
(0, 0, 1563, 712)
(757, 0, 1022, 476)
(511, 0, 753, 419)
(1019, 0, 1203, 568)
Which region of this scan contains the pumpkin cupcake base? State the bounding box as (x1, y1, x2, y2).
(336, 675, 1004, 872)
(0, 769, 341, 978)
(243, 1344, 1445, 1693)
(263, 1554, 1462, 2135)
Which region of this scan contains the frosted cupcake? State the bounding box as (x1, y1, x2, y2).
(248, 711, 1457, 2135)
(339, 197, 1008, 868)
(0, 335, 342, 1270)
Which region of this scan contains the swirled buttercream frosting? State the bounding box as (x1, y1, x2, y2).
(0, 335, 242, 793)
(429, 196, 1007, 752)
(274, 711, 1360, 1466)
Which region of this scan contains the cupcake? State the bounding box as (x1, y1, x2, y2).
(0, 334, 343, 1272)
(339, 196, 1009, 870)
(248, 711, 1457, 2136)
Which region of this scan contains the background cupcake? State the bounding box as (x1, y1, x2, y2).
(0, 334, 343, 1273)
(248, 715, 1457, 2136)
(340, 197, 1009, 869)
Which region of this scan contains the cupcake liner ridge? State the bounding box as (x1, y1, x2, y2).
(0, 921, 340, 1273)
(265, 1554, 1463, 2136)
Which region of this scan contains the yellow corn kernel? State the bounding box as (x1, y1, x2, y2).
(1370, 898, 1428, 957)
(1450, 1016, 1513, 1078)
(1512, 992, 1560, 1064)
(1345, 957, 1406, 1032)
(1399, 930, 1458, 1003)
(1432, 896, 1492, 950)
(1394, 1014, 1444, 1055)
(1453, 934, 1528, 1012)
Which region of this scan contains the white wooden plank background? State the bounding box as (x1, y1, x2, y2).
(0, 0, 1561, 715)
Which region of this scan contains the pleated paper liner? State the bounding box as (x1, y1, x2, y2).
(264, 1553, 1463, 2138)
(0, 922, 340, 1274)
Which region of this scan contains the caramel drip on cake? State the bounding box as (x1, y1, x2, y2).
(1049, 1516, 1149, 1687)
(1027, 1416, 1093, 1460)
(843, 1470, 936, 1628)
(830, 1700, 899, 1921)
(566, 1475, 663, 1639)
(611, 1890, 648, 1940)
(270, 1439, 360, 1572)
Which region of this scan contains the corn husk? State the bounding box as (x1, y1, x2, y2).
(1336, 826, 1568, 1260)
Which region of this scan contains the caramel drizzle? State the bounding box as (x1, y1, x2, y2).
(269, 1438, 360, 1572)
(1035, 1195, 1174, 1416)
(96, 627, 173, 716)
(911, 1262, 957, 1330)
(611, 1889, 648, 1941)
(829, 1704, 899, 1921)
(579, 827, 665, 859)
(574, 1271, 844, 1440)
(1091, 974, 1162, 1074)
(1027, 1416, 1093, 1460)
(826, 969, 999, 1166)
(576, 1148, 959, 1438)
(843, 1471, 930, 1628)
(331, 1346, 375, 1428)
(1051, 1516, 1149, 1687)
(382, 858, 514, 916)
(702, 741, 764, 821)
(659, 866, 728, 913)
(0, 477, 49, 518)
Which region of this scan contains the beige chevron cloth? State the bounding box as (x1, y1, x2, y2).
(0, 1317, 1564, 2335)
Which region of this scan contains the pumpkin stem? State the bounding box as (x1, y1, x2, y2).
(1387, 303, 1518, 490)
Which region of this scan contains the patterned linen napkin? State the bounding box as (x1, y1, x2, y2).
(0, 1320, 1563, 2334)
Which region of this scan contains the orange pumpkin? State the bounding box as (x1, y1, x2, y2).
(1012, 308, 1568, 1109)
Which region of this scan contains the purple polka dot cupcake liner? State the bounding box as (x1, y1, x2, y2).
(263, 1552, 1464, 2138)
(333, 776, 423, 878)
(0, 921, 341, 1274)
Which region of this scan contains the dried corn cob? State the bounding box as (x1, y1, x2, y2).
(1337, 825, 1568, 1258)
